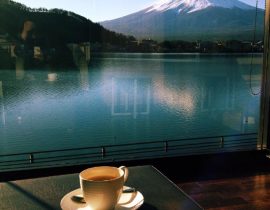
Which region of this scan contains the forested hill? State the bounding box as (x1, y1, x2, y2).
(0, 0, 135, 47)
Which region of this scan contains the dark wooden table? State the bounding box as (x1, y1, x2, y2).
(0, 165, 203, 210)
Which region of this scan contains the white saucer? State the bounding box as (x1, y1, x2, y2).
(60, 186, 144, 210)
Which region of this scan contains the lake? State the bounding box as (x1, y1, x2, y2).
(0, 53, 262, 169)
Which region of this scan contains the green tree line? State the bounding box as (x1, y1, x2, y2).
(0, 0, 135, 47)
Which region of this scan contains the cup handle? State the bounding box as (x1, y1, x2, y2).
(119, 166, 129, 183)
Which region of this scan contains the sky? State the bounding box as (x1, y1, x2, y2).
(13, 0, 266, 22)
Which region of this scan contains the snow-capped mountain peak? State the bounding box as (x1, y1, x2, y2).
(146, 0, 253, 14)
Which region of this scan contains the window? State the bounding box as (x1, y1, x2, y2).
(0, 0, 268, 171)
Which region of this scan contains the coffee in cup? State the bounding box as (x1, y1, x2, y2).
(79, 166, 128, 210)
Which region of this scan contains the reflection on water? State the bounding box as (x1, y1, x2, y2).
(15, 57, 25, 80)
(0, 53, 262, 155)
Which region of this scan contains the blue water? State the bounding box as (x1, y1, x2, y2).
(0, 53, 262, 156)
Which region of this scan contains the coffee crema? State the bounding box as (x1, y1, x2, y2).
(88, 175, 118, 181)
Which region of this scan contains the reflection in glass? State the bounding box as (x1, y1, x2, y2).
(111, 77, 151, 119)
(47, 73, 58, 82)
(69, 43, 91, 91)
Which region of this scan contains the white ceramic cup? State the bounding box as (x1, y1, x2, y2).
(79, 166, 129, 210)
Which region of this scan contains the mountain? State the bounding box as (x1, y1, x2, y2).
(146, 0, 254, 13)
(101, 0, 265, 41)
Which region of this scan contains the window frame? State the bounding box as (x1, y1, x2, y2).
(259, 0, 270, 149)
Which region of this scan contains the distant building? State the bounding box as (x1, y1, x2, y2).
(140, 39, 158, 47)
(0, 34, 16, 58)
(139, 39, 158, 52)
(225, 40, 244, 52)
(0, 34, 11, 51)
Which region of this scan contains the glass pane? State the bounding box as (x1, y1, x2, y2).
(0, 0, 266, 170)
